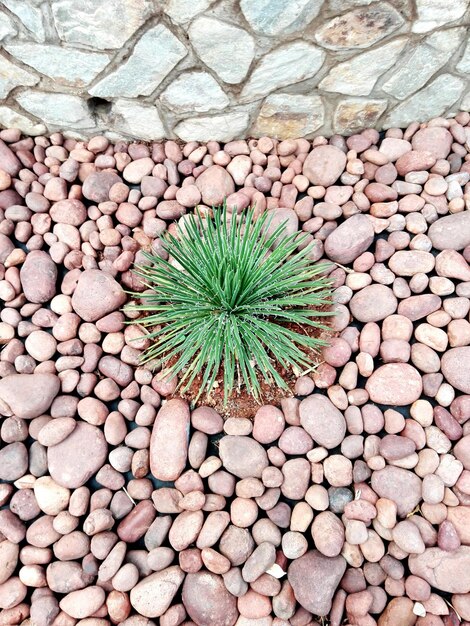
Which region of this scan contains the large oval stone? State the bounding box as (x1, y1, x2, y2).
(299, 395, 346, 449)
(219, 436, 268, 479)
(441, 348, 470, 393)
(428, 211, 470, 251)
(350, 284, 397, 322)
(130, 567, 185, 618)
(303, 145, 346, 187)
(150, 398, 190, 482)
(0, 373, 60, 419)
(48, 422, 108, 488)
(71, 269, 126, 322)
(324, 214, 374, 264)
(398, 294, 442, 321)
(195, 165, 235, 206)
(182, 572, 238, 626)
(366, 363, 422, 405)
(288, 550, 346, 616)
(20, 251, 57, 303)
(409, 547, 470, 593)
(371, 466, 422, 517)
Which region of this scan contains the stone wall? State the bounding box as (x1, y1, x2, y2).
(0, 0, 469, 141)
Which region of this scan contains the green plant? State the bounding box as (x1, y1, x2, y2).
(130, 205, 333, 403)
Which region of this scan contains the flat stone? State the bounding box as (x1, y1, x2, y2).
(175, 112, 250, 143)
(299, 395, 346, 449)
(130, 567, 185, 618)
(72, 269, 126, 322)
(240, 0, 323, 35)
(3, 0, 43, 40)
(109, 100, 165, 141)
(189, 16, 255, 84)
(457, 37, 470, 73)
(0, 54, 38, 99)
(0, 106, 46, 136)
(0, 373, 59, 419)
(241, 41, 325, 101)
(51, 0, 153, 49)
(383, 74, 465, 129)
(350, 284, 397, 322)
(320, 38, 406, 96)
(441, 347, 470, 393)
(413, 0, 468, 32)
(428, 211, 470, 251)
(315, 2, 404, 49)
(324, 213, 374, 264)
(333, 98, 388, 134)
(90, 24, 187, 97)
(0, 10, 17, 40)
(150, 399, 190, 482)
(5, 43, 110, 86)
(219, 436, 269, 479)
(288, 550, 346, 615)
(382, 28, 464, 100)
(303, 144, 346, 187)
(252, 93, 324, 139)
(48, 422, 108, 489)
(164, 0, 215, 24)
(15, 91, 96, 130)
(160, 71, 229, 113)
(409, 547, 470, 593)
(182, 572, 238, 626)
(366, 363, 422, 405)
(372, 466, 422, 516)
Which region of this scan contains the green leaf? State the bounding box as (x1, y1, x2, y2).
(129, 204, 333, 403)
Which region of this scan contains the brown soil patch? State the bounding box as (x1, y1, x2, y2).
(162, 304, 335, 419)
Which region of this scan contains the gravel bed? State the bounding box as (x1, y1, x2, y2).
(1, 116, 470, 625)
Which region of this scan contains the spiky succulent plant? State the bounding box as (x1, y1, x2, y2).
(130, 205, 333, 403)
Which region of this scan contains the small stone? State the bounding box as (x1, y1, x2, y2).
(441, 347, 470, 393)
(219, 436, 268, 479)
(299, 395, 346, 449)
(350, 284, 397, 322)
(324, 214, 374, 264)
(371, 466, 422, 516)
(150, 399, 190, 482)
(20, 251, 57, 303)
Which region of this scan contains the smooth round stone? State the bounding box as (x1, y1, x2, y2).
(441, 347, 470, 393)
(20, 251, 57, 304)
(371, 466, 422, 516)
(350, 284, 397, 322)
(252, 405, 285, 444)
(328, 487, 353, 514)
(428, 210, 470, 251)
(324, 214, 374, 264)
(299, 395, 346, 449)
(366, 363, 422, 405)
(72, 270, 126, 322)
(388, 250, 435, 276)
(219, 436, 268, 479)
(182, 571, 238, 626)
(303, 145, 347, 187)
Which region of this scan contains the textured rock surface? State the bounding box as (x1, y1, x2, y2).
(0, 2, 468, 139)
